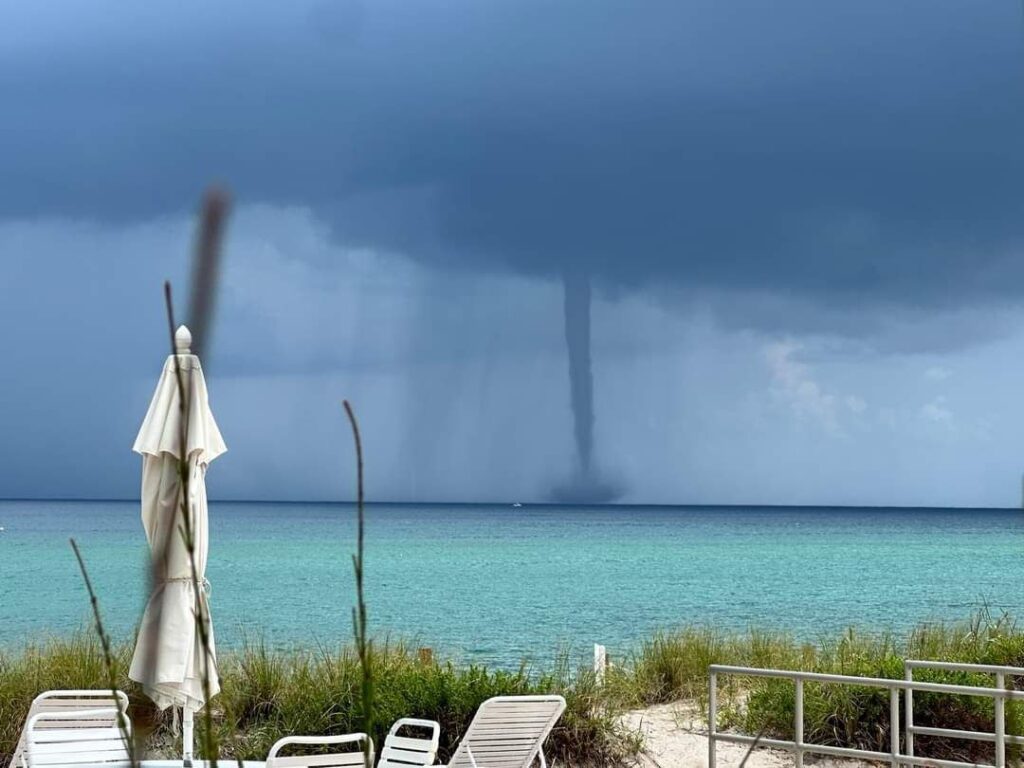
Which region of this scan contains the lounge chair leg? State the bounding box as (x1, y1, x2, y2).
(183, 707, 194, 766)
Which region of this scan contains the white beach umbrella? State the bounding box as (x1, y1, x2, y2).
(129, 325, 226, 764)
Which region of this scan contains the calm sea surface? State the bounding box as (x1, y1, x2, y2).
(1, 500, 1021, 666)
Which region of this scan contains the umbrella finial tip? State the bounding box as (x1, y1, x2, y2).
(175, 325, 192, 354)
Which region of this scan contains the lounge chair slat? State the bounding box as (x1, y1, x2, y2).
(27, 748, 130, 765)
(383, 736, 432, 752)
(31, 732, 125, 750)
(464, 744, 542, 753)
(465, 729, 551, 737)
(33, 721, 122, 731)
(270, 754, 367, 768)
(475, 714, 556, 720)
(382, 753, 434, 765)
(378, 753, 425, 765)
(464, 740, 542, 748)
(31, 728, 124, 743)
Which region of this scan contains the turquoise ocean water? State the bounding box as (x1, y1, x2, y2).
(1, 500, 1021, 667)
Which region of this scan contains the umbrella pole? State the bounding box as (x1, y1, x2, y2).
(183, 706, 194, 767)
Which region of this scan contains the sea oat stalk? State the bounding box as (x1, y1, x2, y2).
(163, 281, 220, 763)
(343, 400, 374, 768)
(156, 189, 230, 762)
(70, 538, 138, 768)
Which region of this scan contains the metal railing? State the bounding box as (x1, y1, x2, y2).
(906, 660, 1024, 768)
(709, 663, 1024, 768)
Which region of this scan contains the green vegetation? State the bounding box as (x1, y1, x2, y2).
(211, 640, 633, 765)
(605, 609, 1024, 765)
(0, 636, 636, 768)
(6, 611, 1024, 768)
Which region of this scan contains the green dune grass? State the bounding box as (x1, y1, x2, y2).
(604, 609, 1024, 765)
(0, 636, 635, 767)
(5, 611, 1024, 767)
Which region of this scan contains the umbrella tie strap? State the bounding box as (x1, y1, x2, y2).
(163, 576, 212, 596)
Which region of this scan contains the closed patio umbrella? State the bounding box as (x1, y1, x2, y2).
(129, 325, 226, 764)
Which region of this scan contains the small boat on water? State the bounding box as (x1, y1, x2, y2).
(511, 503, 522, 508)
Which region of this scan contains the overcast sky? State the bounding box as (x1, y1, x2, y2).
(4, 0, 1024, 506)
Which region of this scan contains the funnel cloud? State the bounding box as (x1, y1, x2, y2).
(552, 271, 622, 503)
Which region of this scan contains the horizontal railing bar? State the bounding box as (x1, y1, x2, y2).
(709, 665, 1024, 698)
(714, 733, 996, 768)
(908, 726, 1024, 746)
(909, 725, 997, 743)
(906, 660, 1024, 676)
(712, 734, 798, 751)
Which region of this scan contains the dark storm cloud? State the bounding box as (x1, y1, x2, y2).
(4, 0, 1024, 310)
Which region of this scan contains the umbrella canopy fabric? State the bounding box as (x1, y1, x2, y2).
(129, 326, 226, 713)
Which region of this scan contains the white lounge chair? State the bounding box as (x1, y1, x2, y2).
(444, 695, 566, 768)
(267, 733, 373, 768)
(26, 707, 133, 768)
(379, 718, 441, 768)
(267, 717, 441, 768)
(11, 690, 131, 768)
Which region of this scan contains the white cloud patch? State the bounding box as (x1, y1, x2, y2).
(845, 395, 867, 414)
(920, 396, 954, 429)
(925, 366, 953, 381)
(764, 340, 861, 435)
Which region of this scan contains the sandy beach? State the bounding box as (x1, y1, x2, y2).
(624, 702, 875, 768)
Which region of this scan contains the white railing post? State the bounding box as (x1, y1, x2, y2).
(996, 672, 1006, 768)
(904, 665, 914, 766)
(709, 671, 718, 768)
(890, 687, 900, 768)
(795, 678, 804, 768)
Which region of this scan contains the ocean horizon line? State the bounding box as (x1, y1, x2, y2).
(2, 496, 1021, 513)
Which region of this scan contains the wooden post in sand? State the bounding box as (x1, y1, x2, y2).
(594, 644, 608, 684)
